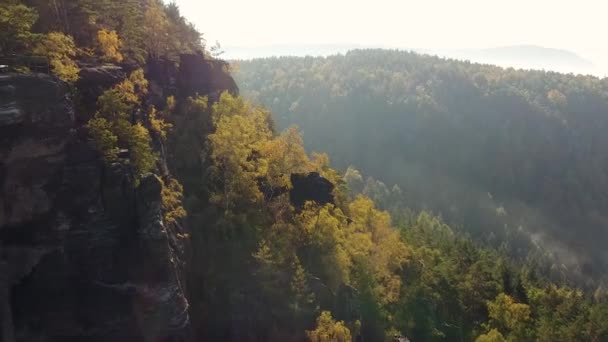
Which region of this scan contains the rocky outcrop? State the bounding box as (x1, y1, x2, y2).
(0, 73, 74, 228)
(177, 54, 238, 101)
(0, 73, 190, 342)
(145, 54, 238, 108)
(290, 172, 335, 208)
(1, 53, 239, 341)
(76, 65, 126, 123)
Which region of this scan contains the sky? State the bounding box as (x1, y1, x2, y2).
(170, 0, 607, 72)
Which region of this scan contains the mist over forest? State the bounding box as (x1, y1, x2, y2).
(236, 50, 608, 283)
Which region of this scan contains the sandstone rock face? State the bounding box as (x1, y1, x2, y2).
(145, 54, 238, 106)
(0, 74, 191, 342)
(177, 53, 239, 101)
(76, 66, 126, 123)
(0, 54, 238, 341)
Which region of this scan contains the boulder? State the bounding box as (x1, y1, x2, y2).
(290, 172, 335, 208)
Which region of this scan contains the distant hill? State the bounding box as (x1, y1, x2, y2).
(424, 45, 597, 75)
(226, 44, 601, 76)
(223, 44, 383, 59)
(482, 45, 594, 67)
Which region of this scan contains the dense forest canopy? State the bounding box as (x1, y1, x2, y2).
(236, 50, 608, 287)
(1, 0, 204, 80)
(3, 1, 608, 340)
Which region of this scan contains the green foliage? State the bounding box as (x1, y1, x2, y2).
(0, 2, 38, 54)
(208, 92, 272, 212)
(86, 117, 118, 161)
(483, 294, 532, 341)
(166, 95, 210, 192)
(296, 202, 351, 290)
(262, 126, 311, 191)
(4, 0, 204, 66)
(94, 68, 146, 119)
(142, 2, 170, 59)
(147, 106, 172, 141)
(126, 122, 157, 176)
(528, 285, 589, 341)
(163, 2, 202, 54)
(347, 196, 409, 304)
(290, 258, 315, 315)
(160, 177, 187, 225)
(476, 329, 506, 342)
(87, 69, 157, 178)
(33, 31, 79, 82)
(236, 50, 608, 286)
(79, 32, 608, 340)
(306, 311, 352, 342)
(184, 88, 608, 341)
(192, 92, 416, 341)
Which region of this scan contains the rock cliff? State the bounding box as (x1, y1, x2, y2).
(0, 54, 237, 342)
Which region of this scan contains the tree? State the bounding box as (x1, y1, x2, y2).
(296, 203, 350, 290)
(344, 166, 364, 194)
(87, 69, 157, 179)
(164, 1, 202, 54)
(261, 126, 311, 192)
(86, 117, 119, 161)
(348, 196, 409, 304)
(306, 311, 352, 342)
(208, 92, 272, 212)
(483, 293, 532, 341)
(0, 2, 38, 54)
(160, 177, 187, 225)
(96, 29, 123, 63)
(290, 258, 315, 316)
(127, 123, 157, 176)
(476, 329, 506, 342)
(168, 95, 210, 186)
(587, 301, 608, 342)
(33, 32, 79, 82)
(528, 285, 589, 342)
(148, 106, 172, 141)
(143, 2, 170, 59)
(547, 89, 567, 107)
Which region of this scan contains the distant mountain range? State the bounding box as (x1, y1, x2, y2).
(223, 44, 373, 59)
(422, 45, 597, 75)
(225, 44, 602, 76)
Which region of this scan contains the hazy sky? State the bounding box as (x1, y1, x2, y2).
(171, 0, 607, 66)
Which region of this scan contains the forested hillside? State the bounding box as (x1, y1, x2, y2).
(3, 1, 608, 341)
(236, 50, 608, 287)
(2, 0, 202, 66)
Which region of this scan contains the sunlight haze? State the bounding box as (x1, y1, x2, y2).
(171, 0, 607, 74)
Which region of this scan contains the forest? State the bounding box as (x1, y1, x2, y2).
(3, 0, 608, 341)
(236, 50, 608, 288)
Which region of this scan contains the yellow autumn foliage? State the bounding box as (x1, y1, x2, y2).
(96, 29, 123, 63)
